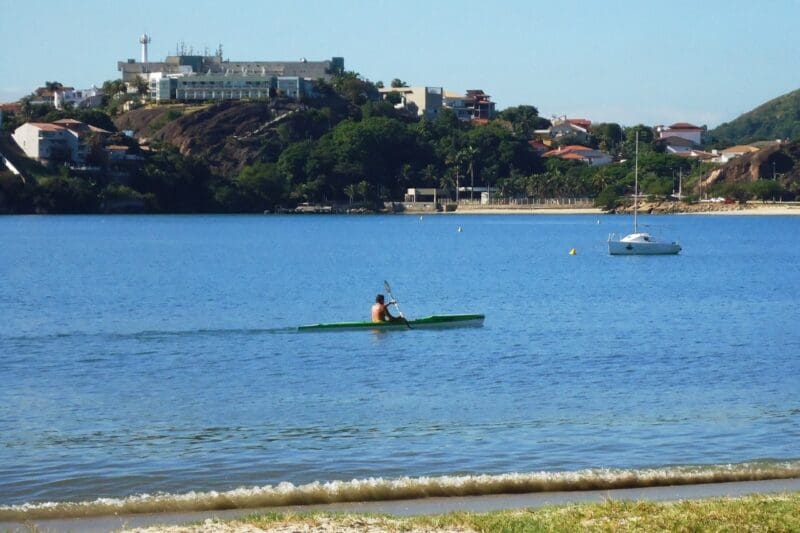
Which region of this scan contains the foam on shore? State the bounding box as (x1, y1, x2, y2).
(2, 460, 799, 521)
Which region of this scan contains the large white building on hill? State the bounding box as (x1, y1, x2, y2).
(118, 37, 344, 102)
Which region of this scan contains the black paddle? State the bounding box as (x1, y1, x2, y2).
(383, 280, 411, 329)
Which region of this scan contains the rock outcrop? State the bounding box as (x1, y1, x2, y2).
(114, 100, 306, 178)
(700, 141, 800, 192)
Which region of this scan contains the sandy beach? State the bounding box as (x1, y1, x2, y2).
(436, 202, 800, 216)
(683, 203, 800, 215)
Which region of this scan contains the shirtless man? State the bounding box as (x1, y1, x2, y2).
(371, 294, 402, 323)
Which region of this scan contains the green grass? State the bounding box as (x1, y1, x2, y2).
(233, 492, 800, 532)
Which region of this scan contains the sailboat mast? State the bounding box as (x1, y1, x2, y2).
(634, 131, 639, 233)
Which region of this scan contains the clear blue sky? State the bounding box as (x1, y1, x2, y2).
(1, 0, 799, 127)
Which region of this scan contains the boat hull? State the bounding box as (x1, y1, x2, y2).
(608, 232, 681, 255)
(608, 241, 682, 255)
(298, 314, 485, 332)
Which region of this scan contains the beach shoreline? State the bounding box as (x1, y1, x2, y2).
(414, 203, 800, 216)
(4, 478, 798, 532)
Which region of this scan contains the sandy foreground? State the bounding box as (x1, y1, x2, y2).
(123, 516, 473, 533)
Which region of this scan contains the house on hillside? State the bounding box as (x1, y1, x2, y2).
(12, 120, 111, 166)
(528, 139, 550, 155)
(12, 123, 80, 165)
(656, 122, 705, 145)
(379, 86, 443, 119)
(670, 149, 716, 162)
(543, 145, 612, 166)
(658, 135, 699, 154)
(713, 144, 760, 164)
(30, 86, 104, 109)
(443, 89, 496, 122)
(534, 116, 592, 144)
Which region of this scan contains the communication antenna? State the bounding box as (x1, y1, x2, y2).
(139, 33, 151, 63)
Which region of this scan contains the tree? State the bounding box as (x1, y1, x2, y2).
(625, 124, 655, 144)
(331, 71, 376, 106)
(639, 172, 673, 196)
(384, 91, 402, 105)
(34, 174, 98, 213)
(277, 140, 315, 192)
(133, 75, 150, 96)
(235, 161, 288, 210)
(344, 183, 356, 204)
(595, 184, 623, 210)
(718, 181, 750, 204)
(591, 123, 624, 153)
(749, 179, 784, 201)
(497, 105, 548, 139)
(101, 79, 127, 98)
(390, 78, 408, 88)
(44, 81, 64, 92)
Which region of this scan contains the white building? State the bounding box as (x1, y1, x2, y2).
(54, 86, 104, 109)
(12, 122, 80, 164)
(656, 122, 704, 145)
(379, 86, 443, 119)
(713, 145, 760, 164)
(29, 86, 105, 110)
(12, 120, 110, 165)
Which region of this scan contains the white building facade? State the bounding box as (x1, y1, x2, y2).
(12, 123, 79, 164)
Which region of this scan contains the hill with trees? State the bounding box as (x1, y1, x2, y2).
(708, 88, 800, 146)
(2, 75, 799, 214)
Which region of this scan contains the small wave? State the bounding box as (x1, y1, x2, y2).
(2, 460, 799, 521)
(126, 327, 298, 338)
(2, 327, 297, 343)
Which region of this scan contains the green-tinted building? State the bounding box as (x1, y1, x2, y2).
(118, 46, 344, 103)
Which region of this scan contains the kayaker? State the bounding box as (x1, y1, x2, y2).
(371, 294, 402, 323)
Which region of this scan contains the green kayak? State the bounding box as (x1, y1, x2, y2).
(298, 313, 485, 332)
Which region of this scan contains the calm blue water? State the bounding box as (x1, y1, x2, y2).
(1, 214, 799, 518)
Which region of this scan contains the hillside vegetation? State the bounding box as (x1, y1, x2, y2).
(709, 88, 800, 146)
(2, 75, 800, 214)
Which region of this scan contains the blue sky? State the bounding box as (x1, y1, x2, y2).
(1, 0, 799, 127)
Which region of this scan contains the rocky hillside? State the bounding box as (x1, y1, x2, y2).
(701, 140, 800, 190)
(114, 100, 315, 178)
(709, 88, 800, 145)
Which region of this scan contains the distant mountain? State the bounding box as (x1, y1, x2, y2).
(709, 88, 800, 146)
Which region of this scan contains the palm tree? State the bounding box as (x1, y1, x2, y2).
(133, 75, 150, 96)
(439, 171, 455, 201)
(344, 183, 356, 205)
(457, 146, 478, 200)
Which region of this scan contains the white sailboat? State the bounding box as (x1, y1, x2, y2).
(608, 132, 681, 255)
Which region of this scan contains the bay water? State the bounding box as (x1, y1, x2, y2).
(1, 214, 798, 520)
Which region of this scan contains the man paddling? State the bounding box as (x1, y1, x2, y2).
(371, 294, 404, 323)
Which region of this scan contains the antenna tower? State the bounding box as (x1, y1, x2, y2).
(139, 33, 152, 63)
